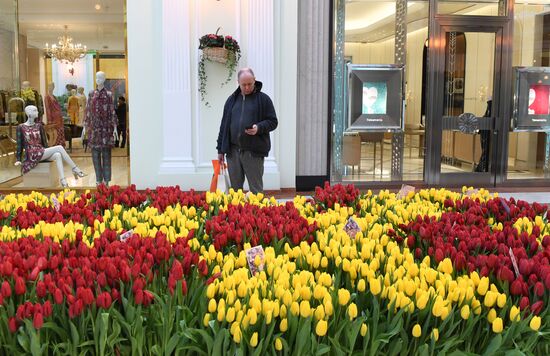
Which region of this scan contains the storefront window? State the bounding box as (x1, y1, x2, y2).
(333, 0, 429, 183)
(0, 0, 128, 189)
(508, 0, 550, 180)
(0, 0, 20, 185)
(436, 0, 503, 16)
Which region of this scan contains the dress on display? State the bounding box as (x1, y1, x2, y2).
(68, 95, 80, 125)
(44, 94, 66, 147)
(77, 94, 87, 125)
(85, 88, 117, 148)
(16, 123, 48, 174)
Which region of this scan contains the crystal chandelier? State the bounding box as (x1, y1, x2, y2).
(45, 25, 87, 64)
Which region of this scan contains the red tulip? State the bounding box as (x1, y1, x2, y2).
(531, 300, 544, 315)
(43, 301, 52, 317)
(33, 312, 44, 329)
(14, 277, 25, 295)
(8, 317, 18, 333)
(1, 281, 11, 298)
(519, 296, 530, 310)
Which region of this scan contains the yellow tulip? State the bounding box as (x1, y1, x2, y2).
(250, 332, 258, 347)
(316, 320, 328, 336)
(357, 279, 366, 292)
(300, 300, 311, 318)
(232, 325, 242, 343)
(360, 323, 368, 336)
(509, 306, 520, 322)
(487, 308, 497, 323)
(208, 299, 217, 313)
(477, 277, 489, 296)
(338, 288, 351, 305)
(412, 324, 422, 338)
(203, 313, 210, 327)
(492, 318, 504, 335)
(483, 291, 497, 308)
(431, 328, 439, 341)
(530, 316, 541, 331)
(370, 278, 381, 295)
(290, 302, 300, 316)
(348, 303, 358, 320)
(460, 305, 470, 320)
(497, 293, 506, 308)
(275, 337, 283, 350)
(280, 318, 288, 332)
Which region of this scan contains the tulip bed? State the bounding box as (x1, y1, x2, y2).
(0, 184, 549, 355)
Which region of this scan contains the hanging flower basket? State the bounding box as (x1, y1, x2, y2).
(202, 47, 229, 64)
(198, 28, 241, 106)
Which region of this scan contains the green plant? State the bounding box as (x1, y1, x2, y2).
(198, 29, 241, 106)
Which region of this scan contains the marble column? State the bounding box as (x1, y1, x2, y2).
(247, 0, 278, 173)
(159, 0, 195, 173)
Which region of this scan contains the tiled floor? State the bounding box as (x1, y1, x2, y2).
(1, 138, 130, 188)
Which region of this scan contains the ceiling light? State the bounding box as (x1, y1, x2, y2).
(44, 25, 87, 64)
(95, 4, 101, 10)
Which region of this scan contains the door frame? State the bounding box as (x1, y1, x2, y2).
(425, 1, 514, 186)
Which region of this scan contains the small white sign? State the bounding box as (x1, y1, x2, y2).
(119, 229, 134, 242)
(246, 246, 265, 275)
(343, 217, 361, 239)
(397, 184, 415, 199)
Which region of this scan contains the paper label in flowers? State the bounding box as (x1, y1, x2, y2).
(344, 217, 361, 239)
(119, 229, 134, 243)
(397, 184, 415, 199)
(499, 198, 510, 214)
(51, 196, 60, 212)
(465, 189, 479, 197)
(140, 199, 151, 209)
(509, 247, 520, 278)
(246, 246, 265, 275)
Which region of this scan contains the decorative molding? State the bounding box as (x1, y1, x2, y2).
(159, 0, 195, 174)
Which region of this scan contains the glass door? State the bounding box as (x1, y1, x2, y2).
(425, 14, 513, 186)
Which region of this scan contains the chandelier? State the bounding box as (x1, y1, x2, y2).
(45, 25, 87, 64)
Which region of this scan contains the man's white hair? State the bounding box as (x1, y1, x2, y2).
(238, 68, 255, 80)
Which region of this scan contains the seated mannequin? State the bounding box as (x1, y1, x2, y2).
(15, 105, 86, 187)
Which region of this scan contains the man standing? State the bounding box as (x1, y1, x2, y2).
(115, 96, 127, 148)
(216, 68, 277, 194)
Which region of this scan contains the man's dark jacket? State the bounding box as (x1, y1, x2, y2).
(216, 81, 277, 157)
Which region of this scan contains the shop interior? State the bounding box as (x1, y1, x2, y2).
(341, 0, 550, 182)
(0, 0, 128, 188)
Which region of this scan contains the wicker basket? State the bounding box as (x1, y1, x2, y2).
(203, 47, 229, 64)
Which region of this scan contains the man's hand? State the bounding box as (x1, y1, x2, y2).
(245, 124, 258, 136)
(14, 161, 21, 166)
(218, 153, 225, 167)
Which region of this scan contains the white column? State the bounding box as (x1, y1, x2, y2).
(159, 0, 195, 173)
(247, 0, 278, 174)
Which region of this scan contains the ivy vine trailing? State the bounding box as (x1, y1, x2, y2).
(198, 29, 241, 106)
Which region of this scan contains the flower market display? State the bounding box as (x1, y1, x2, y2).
(0, 183, 548, 355)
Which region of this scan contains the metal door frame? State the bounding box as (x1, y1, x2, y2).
(425, 0, 514, 186)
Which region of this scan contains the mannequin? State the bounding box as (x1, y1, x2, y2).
(44, 82, 66, 147)
(20, 81, 44, 122)
(67, 89, 80, 125)
(15, 105, 86, 187)
(77, 87, 87, 125)
(85, 71, 117, 186)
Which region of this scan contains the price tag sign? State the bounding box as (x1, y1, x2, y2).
(509, 247, 520, 278)
(343, 217, 361, 239)
(119, 229, 134, 242)
(397, 184, 415, 199)
(246, 246, 265, 276)
(499, 198, 511, 215)
(51, 196, 60, 212)
(465, 189, 479, 197)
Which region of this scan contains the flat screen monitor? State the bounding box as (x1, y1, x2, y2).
(512, 67, 550, 131)
(347, 64, 404, 132)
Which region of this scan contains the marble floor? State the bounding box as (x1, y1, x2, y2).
(342, 139, 547, 182)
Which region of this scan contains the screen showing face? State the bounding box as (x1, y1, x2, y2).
(528, 84, 550, 115)
(362, 82, 387, 115)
